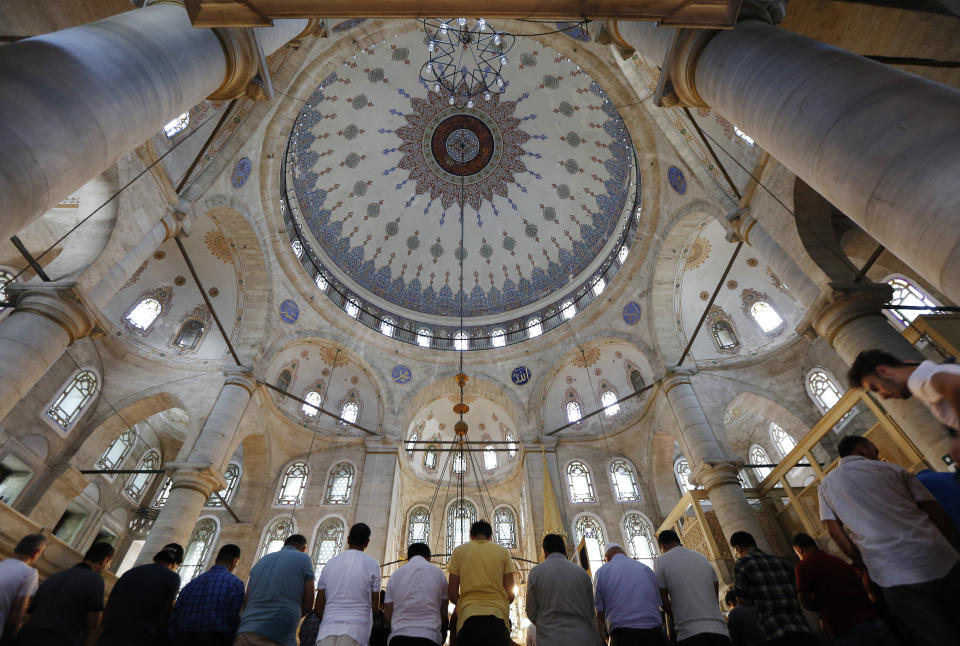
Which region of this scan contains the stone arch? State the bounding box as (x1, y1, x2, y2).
(401, 375, 522, 438)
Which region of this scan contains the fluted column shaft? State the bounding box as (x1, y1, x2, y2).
(664, 370, 770, 550)
(138, 368, 255, 564)
(0, 3, 307, 240)
(618, 19, 960, 304)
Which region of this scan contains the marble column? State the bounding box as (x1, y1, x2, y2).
(0, 283, 94, 425)
(353, 438, 400, 564)
(663, 369, 770, 550)
(137, 367, 255, 563)
(812, 288, 952, 462)
(615, 19, 960, 304)
(0, 2, 307, 240)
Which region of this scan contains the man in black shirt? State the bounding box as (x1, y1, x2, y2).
(98, 543, 183, 646)
(16, 542, 114, 646)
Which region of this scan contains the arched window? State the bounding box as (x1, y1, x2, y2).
(324, 463, 355, 505)
(276, 462, 308, 506)
(561, 300, 576, 321)
(344, 298, 360, 319)
(623, 513, 658, 569)
(592, 277, 606, 297)
(490, 328, 505, 348)
(601, 391, 620, 417)
(315, 273, 329, 291)
(770, 423, 796, 458)
(629, 370, 645, 394)
(416, 328, 432, 348)
(806, 368, 845, 415)
(749, 301, 784, 334)
(206, 463, 242, 507)
(484, 446, 498, 471)
(446, 499, 477, 553)
(291, 240, 304, 258)
(125, 450, 159, 502)
(733, 125, 754, 145)
(610, 459, 640, 502)
(97, 428, 135, 472)
(566, 461, 596, 504)
(618, 245, 629, 264)
(565, 401, 583, 424)
(276, 369, 292, 393)
(259, 517, 295, 559)
(125, 297, 163, 331)
(312, 517, 345, 576)
(505, 432, 517, 458)
(674, 458, 697, 493)
(153, 477, 173, 508)
(339, 400, 360, 425)
(749, 445, 772, 483)
(380, 317, 395, 337)
(711, 321, 739, 350)
(0, 270, 14, 309)
(453, 450, 466, 474)
(406, 432, 418, 455)
(527, 318, 543, 338)
(574, 515, 605, 574)
(302, 391, 322, 417)
(179, 518, 218, 587)
(424, 445, 438, 470)
(163, 112, 190, 137)
(408, 506, 430, 545)
(46, 369, 98, 431)
(173, 319, 205, 349)
(494, 507, 517, 548)
(886, 276, 937, 327)
(454, 330, 469, 351)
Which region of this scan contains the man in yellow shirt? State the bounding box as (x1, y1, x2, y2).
(447, 520, 516, 646)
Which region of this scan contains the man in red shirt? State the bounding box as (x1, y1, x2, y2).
(791, 533, 895, 645)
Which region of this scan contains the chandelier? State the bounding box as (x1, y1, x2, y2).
(419, 17, 516, 106)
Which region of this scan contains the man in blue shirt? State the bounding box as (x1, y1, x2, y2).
(169, 544, 244, 646)
(235, 534, 315, 646)
(593, 543, 667, 646)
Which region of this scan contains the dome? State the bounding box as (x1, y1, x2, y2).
(283, 29, 640, 348)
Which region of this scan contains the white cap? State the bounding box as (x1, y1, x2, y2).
(604, 542, 624, 554)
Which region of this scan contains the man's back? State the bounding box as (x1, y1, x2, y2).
(98, 562, 180, 646)
(818, 455, 959, 587)
(385, 556, 447, 644)
(916, 469, 960, 530)
(794, 550, 877, 638)
(0, 558, 36, 629)
(594, 554, 661, 631)
(654, 547, 726, 640)
(526, 553, 599, 646)
(316, 548, 381, 645)
(448, 539, 515, 631)
(237, 546, 314, 646)
(15, 563, 103, 646)
(733, 551, 810, 640)
(169, 564, 245, 638)
(725, 605, 763, 646)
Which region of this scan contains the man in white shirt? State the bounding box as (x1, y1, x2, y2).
(818, 435, 960, 646)
(654, 530, 729, 645)
(593, 543, 666, 646)
(0, 533, 45, 644)
(315, 523, 382, 646)
(848, 349, 960, 463)
(383, 542, 448, 646)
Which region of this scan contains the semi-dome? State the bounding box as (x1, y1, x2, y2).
(282, 29, 640, 348)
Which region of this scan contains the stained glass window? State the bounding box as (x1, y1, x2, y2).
(494, 507, 516, 548)
(97, 428, 135, 472)
(153, 477, 172, 508)
(205, 463, 241, 507)
(567, 461, 596, 503)
(291, 240, 304, 258)
(484, 446, 497, 471)
(0, 270, 14, 309)
(618, 245, 629, 264)
(339, 401, 359, 425)
(259, 516, 295, 559)
(125, 298, 162, 331)
(453, 450, 466, 474)
(324, 462, 354, 505)
(733, 125, 754, 145)
(345, 298, 360, 319)
(302, 391, 322, 417)
(174, 319, 205, 349)
(125, 450, 159, 502)
(561, 300, 576, 321)
(276, 369, 292, 393)
(629, 370, 645, 394)
(505, 432, 517, 458)
(574, 515, 605, 575)
(417, 328, 432, 348)
(806, 368, 844, 414)
(711, 321, 738, 350)
(47, 370, 98, 431)
(610, 459, 640, 502)
(446, 499, 476, 553)
(527, 318, 543, 338)
(179, 518, 218, 588)
(566, 401, 582, 424)
(424, 445, 438, 470)
(276, 462, 308, 506)
(623, 513, 658, 568)
(315, 273, 328, 291)
(674, 458, 698, 493)
(408, 506, 430, 545)
(601, 391, 620, 417)
(312, 517, 344, 576)
(380, 317, 395, 337)
(163, 112, 190, 137)
(592, 278, 606, 297)
(490, 329, 505, 347)
(749, 445, 772, 482)
(770, 423, 796, 458)
(454, 330, 469, 351)
(886, 276, 936, 327)
(750, 301, 783, 334)
(406, 432, 418, 455)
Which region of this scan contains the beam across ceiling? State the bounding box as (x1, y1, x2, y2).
(184, 0, 742, 29)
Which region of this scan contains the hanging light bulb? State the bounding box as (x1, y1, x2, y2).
(457, 17, 467, 26)
(500, 55, 508, 65)
(434, 82, 441, 93)
(496, 76, 504, 88)
(493, 33, 502, 45)
(428, 40, 435, 52)
(484, 91, 491, 101)
(425, 62, 433, 73)
(449, 95, 456, 105)
(440, 21, 448, 33)
(467, 99, 474, 108)
(477, 18, 486, 29)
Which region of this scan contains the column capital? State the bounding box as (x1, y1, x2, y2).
(692, 461, 743, 490)
(810, 286, 892, 345)
(5, 282, 95, 343)
(724, 207, 755, 244)
(208, 27, 265, 100)
(738, 0, 788, 25)
(364, 437, 397, 453)
(223, 364, 256, 394)
(663, 366, 697, 394)
(166, 462, 225, 496)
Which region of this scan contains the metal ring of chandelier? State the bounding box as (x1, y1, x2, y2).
(418, 17, 516, 105)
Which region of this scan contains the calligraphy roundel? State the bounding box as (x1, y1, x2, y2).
(668, 166, 686, 195)
(511, 366, 532, 386)
(279, 299, 299, 324)
(232, 157, 252, 189)
(392, 365, 412, 384)
(622, 301, 642, 326)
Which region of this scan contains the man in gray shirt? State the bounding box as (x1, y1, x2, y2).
(525, 534, 601, 646)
